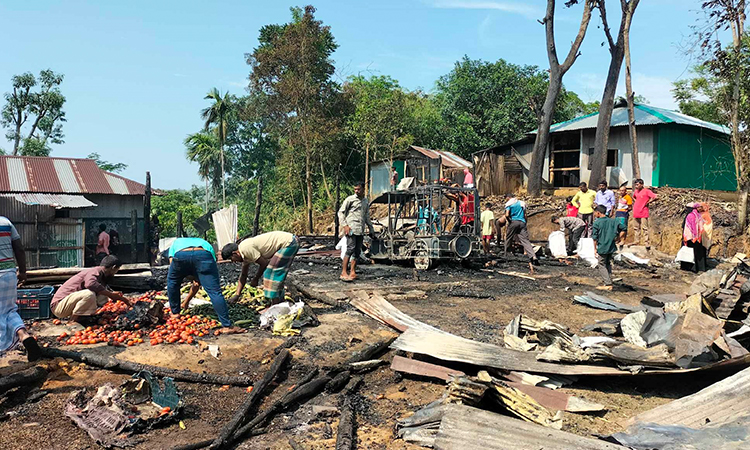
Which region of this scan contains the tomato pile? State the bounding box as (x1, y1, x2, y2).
(57, 292, 221, 347)
(146, 310, 221, 346)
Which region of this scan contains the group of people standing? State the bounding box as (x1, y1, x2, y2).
(551, 179, 659, 290)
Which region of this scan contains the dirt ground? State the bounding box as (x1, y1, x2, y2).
(0, 253, 743, 450)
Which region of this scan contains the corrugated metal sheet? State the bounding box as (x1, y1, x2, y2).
(105, 173, 130, 194)
(541, 104, 730, 135)
(625, 365, 750, 429)
(655, 124, 736, 191)
(410, 146, 472, 169)
(6, 158, 30, 191)
(52, 158, 81, 193)
(0, 156, 148, 195)
(434, 405, 625, 450)
(26, 156, 62, 192)
(0, 193, 97, 209)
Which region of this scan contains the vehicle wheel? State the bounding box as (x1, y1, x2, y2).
(414, 241, 432, 270)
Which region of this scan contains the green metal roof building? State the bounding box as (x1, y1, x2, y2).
(479, 100, 736, 193)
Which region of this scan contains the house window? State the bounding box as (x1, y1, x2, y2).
(607, 149, 619, 167)
(587, 148, 619, 169)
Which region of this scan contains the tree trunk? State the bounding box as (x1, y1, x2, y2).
(730, 11, 747, 233)
(527, 0, 594, 196)
(320, 158, 333, 203)
(220, 140, 226, 208)
(306, 149, 314, 234)
(529, 75, 564, 195)
(589, 47, 625, 186)
(205, 178, 209, 213)
(364, 142, 370, 198)
(12, 109, 22, 155)
(590, 1, 640, 186)
(624, 27, 640, 180)
(144, 172, 152, 264)
(253, 174, 263, 236)
(334, 163, 341, 242)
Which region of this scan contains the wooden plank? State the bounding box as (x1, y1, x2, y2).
(390, 355, 465, 382)
(625, 365, 750, 429)
(500, 377, 604, 412)
(433, 405, 625, 450)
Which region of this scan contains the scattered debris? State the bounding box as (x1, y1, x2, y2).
(573, 292, 643, 314)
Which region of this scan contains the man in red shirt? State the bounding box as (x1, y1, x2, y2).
(631, 178, 658, 250)
(95, 223, 110, 264)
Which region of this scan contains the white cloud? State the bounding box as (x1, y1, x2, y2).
(425, 0, 542, 18)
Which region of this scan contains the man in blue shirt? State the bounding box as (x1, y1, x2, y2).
(594, 181, 616, 216)
(167, 238, 243, 334)
(504, 194, 539, 271)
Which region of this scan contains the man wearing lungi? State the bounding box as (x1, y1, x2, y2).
(222, 231, 299, 305)
(0, 216, 41, 361)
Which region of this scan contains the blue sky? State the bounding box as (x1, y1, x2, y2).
(0, 0, 709, 190)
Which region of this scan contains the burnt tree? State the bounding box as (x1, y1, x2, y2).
(588, 0, 641, 186)
(528, 0, 595, 196)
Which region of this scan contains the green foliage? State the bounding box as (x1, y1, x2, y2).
(151, 189, 206, 238)
(246, 5, 345, 232)
(433, 56, 585, 157)
(344, 75, 413, 161)
(1, 69, 66, 155)
(672, 67, 725, 125)
(87, 152, 128, 173)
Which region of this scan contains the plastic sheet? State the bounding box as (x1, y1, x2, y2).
(212, 204, 238, 250)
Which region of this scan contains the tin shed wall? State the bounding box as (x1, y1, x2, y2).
(654, 124, 736, 191)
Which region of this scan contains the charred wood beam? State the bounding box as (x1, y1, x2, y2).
(207, 349, 291, 450)
(0, 366, 47, 395)
(41, 348, 253, 386)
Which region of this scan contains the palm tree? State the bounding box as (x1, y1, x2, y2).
(201, 88, 232, 207)
(185, 131, 221, 212)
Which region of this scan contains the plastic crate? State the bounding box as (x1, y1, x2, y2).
(17, 286, 55, 320)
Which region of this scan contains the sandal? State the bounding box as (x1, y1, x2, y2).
(340, 276, 352, 283)
(23, 337, 42, 362)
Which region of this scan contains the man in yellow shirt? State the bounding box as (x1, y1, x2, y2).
(222, 231, 299, 305)
(480, 202, 495, 254)
(571, 182, 596, 237)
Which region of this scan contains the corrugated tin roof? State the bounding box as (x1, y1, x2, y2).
(409, 146, 472, 169)
(536, 103, 731, 135)
(0, 156, 148, 195)
(0, 193, 97, 209)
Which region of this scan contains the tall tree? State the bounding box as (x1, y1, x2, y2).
(185, 131, 222, 212)
(528, 0, 595, 195)
(695, 0, 749, 231)
(1, 69, 66, 156)
(201, 88, 232, 207)
(588, 0, 641, 186)
(247, 5, 340, 233)
(88, 152, 128, 173)
(344, 75, 412, 196)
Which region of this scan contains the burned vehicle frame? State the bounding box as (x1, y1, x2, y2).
(369, 184, 481, 270)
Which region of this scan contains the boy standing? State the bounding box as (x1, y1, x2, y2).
(592, 205, 626, 290)
(615, 186, 633, 248)
(632, 179, 657, 250)
(572, 182, 596, 237)
(480, 203, 495, 254)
